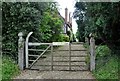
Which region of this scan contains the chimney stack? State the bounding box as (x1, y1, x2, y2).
(65, 8, 68, 23)
(65, 8, 68, 32)
(69, 12, 71, 24)
(70, 17, 72, 29)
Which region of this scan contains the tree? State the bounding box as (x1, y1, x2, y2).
(73, 2, 120, 53)
(2, 2, 64, 60)
(73, 2, 86, 42)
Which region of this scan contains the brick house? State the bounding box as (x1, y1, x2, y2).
(58, 8, 73, 33)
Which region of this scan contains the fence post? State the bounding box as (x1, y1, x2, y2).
(89, 34, 95, 71)
(18, 32, 24, 70)
(85, 37, 90, 69)
(85, 37, 89, 53)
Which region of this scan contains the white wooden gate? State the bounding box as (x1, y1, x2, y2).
(25, 32, 72, 70)
(18, 32, 95, 71)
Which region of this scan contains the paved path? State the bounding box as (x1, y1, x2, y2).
(14, 43, 96, 79)
(14, 70, 95, 79)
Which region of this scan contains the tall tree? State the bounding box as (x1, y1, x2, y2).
(73, 2, 120, 53)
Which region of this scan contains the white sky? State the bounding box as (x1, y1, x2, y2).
(56, 0, 78, 34)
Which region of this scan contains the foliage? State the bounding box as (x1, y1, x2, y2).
(72, 34, 76, 42)
(93, 45, 118, 79)
(73, 2, 119, 79)
(67, 30, 75, 42)
(95, 45, 111, 59)
(66, 31, 71, 37)
(39, 9, 64, 42)
(94, 58, 118, 80)
(73, 2, 86, 42)
(2, 56, 20, 79)
(2, 2, 64, 60)
(76, 28, 85, 42)
(60, 34, 69, 42)
(93, 56, 118, 79)
(73, 2, 120, 51)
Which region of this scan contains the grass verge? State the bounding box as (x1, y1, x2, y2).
(2, 56, 20, 80)
(93, 45, 118, 80)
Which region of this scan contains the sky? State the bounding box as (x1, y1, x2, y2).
(55, 0, 78, 34)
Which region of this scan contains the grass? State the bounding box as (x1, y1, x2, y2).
(93, 45, 118, 80)
(83, 43, 118, 80)
(93, 56, 118, 79)
(2, 56, 20, 80)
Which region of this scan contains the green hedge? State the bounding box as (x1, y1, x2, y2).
(2, 2, 64, 61)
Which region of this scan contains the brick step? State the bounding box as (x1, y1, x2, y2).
(52, 51, 87, 55)
(40, 59, 86, 62)
(28, 55, 87, 58)
(30, 66, 88, 71)
(42, 57, 86, 61)
(55, 49, 86, 51)
(52, 55, 87, 57)
(56, 46, 86, 50)
(28, 51, 87, 56)
(71, 42, 84, 44)
(54, 49, 87, 51)
(28, 49, 86, 51)
(34, 64, 86, 67)
(35, 62, 86, 66)
(53, 66, 88, 71)
(29, 60, 86, 63)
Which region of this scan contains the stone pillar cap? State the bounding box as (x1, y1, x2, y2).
(18, 32, 23, 37)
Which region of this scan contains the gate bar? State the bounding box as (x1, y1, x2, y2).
(29, 45, 51, 68)
(69, 43, 71, 70)
(28, 42, 51, 46)
(25, 32, 33, 68)
(51, 43, 53, 70)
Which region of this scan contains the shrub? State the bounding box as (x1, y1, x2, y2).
(93, 55, 118, 79)
(93, 45, 118, 79)
(2, 56, 20, 79)
(2, 2, 64, 61)
(95, 45, 111, 59)
(62, 35, 69, 42)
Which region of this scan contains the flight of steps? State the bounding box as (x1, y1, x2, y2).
(30, 43, 89, 71)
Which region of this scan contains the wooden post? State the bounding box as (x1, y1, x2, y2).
(85, 37, 90, 70)
(51, 43, 53, 70)
(89, 34, 95, 71)
(85, 37, 89, 54)
(18, 32, 24, 70)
